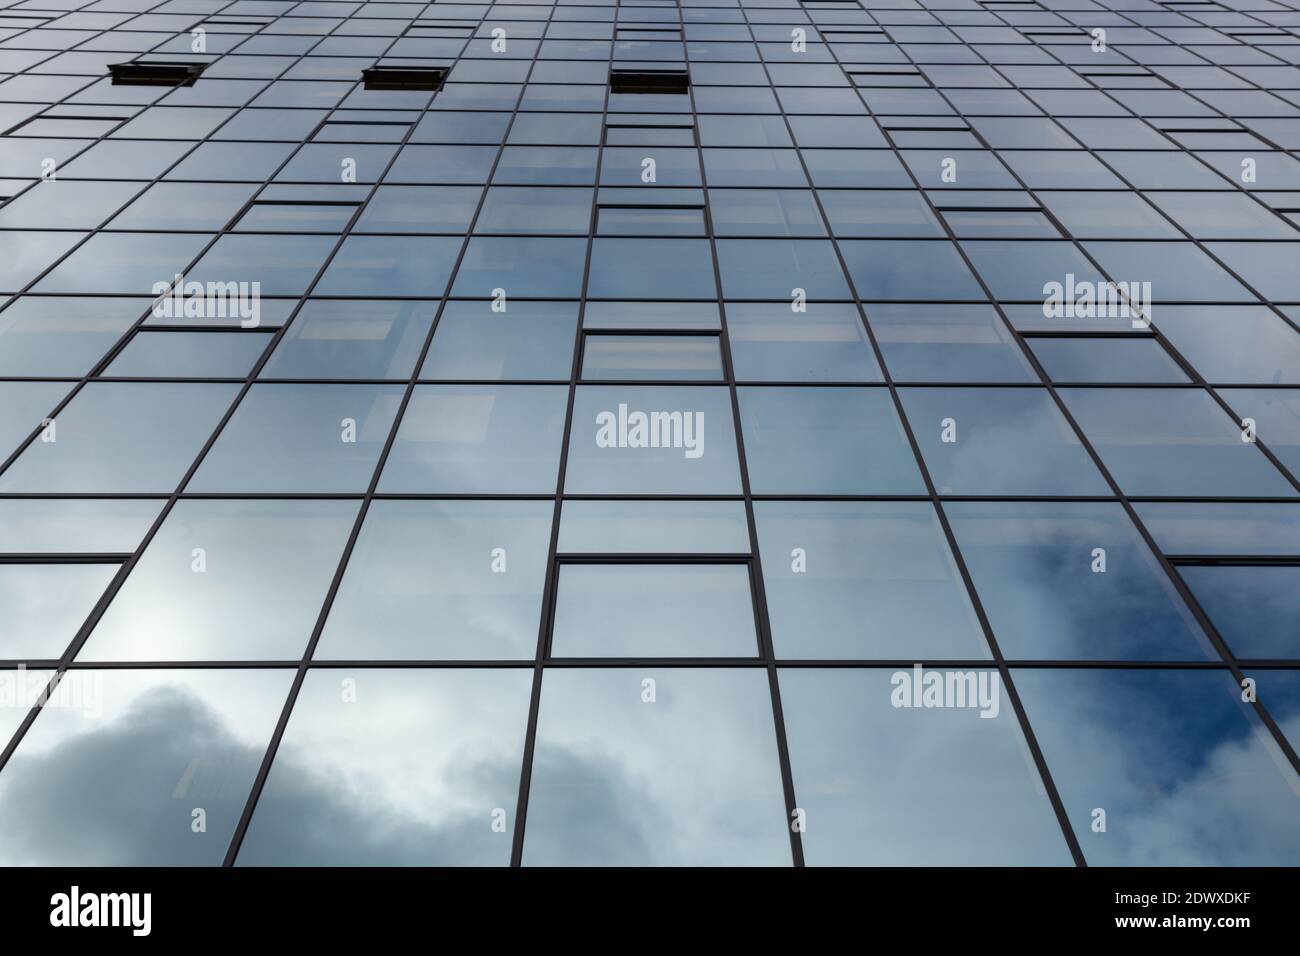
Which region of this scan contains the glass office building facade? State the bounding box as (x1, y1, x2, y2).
(0, 0, 1297, 868)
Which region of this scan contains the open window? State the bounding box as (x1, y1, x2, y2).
(609, 69, 689, 95)
(361, 64, 448, 91)
(108, 60, 206, 86)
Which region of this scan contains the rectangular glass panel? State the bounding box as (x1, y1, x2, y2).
(550, 564, 758, 658)
(581, 334, 723, 381)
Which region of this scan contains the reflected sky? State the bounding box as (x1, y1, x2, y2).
(0, 382, 239, 494)
(946, 502, 1214, 661)
(0, 564, 117, 660)
(900, 387, 1108, 496)
(81, 499, 358, 661)
(1178, 565, 1299, 660)
(565, 385, 741, 494)
(1014, 668, 1300, 866)
(739, 386, 924, 494)
(316, 500, 552, 661)
(379, 384, 568, 493)
(1060, 388, 1297, 498)
(551, 564, 759, 658)
(780, 668, 1071, 865)
(0, 669, 291, 865)
(557, 499, 750, 554)
(523, 668, 790, 865)
(1135, 502, 1300, 556)
(238, 669, 531, 866)
(755, 501, 987, 659)
(0, 499, 163, 554)
(188, 383, 404, 493)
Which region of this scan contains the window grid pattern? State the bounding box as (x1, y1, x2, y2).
(0, 0, 1296, 867)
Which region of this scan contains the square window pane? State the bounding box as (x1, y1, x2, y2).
(1178, 565, 1299, 659)
(739, 386, 925, 494)
(523, 668, 790, 865)
(0, 563, 117, 659)
(236, 669, 531, 865)
(316, 500, 552, 660)
(379, 384, 568, 493)
(755, 501, 987, 659)
(564, 385, 741, 494)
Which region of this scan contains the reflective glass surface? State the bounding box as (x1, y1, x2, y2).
(0, 669, 291, 865)
(237, 669, 530, 865)
(1, 0, 1298, 870)
(523, 668, 789, 865)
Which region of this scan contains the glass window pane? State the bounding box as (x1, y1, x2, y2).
(188, 384, 404, 493)
(947, 501, 1213, 660)
(755, 501, 987, 659)
(260, 300, 436, 380)
(313, 236, 462, 297)
(1218, 388, 1300, 479)
(900, 387, 1109, 495)
(551, 564, 758, 658)
(1155, 307, 1300, 384)
(557, 499, 750, 554)
(451, 237, 587, 298)
(81, 499, 357, 661)
(716, 238, 849, 300)
(0, 383, 238, 493)
(564, 385, 741, 494)
(1178, 565, 1299, 659)
(523, 668, 790, 865)
(780, 669, 1071, 865)
(1136, 502, 1300, 557)
(0, 669, 53, 746)
(0, 669, 291, 864)
(0, 381, 71, 461)
(354, 185, 481, 233)
(728, 303, 880, 382)
(0, 564, 118, 658)
(587, 239, 716, 299)
(1014, 668, 1300, 865)
(0, 499, 162, 554)
(0, 297, 143, 377)
(870, 304, 1036, 383)
(1059, 387, 1296, 498)
(316, 500, 552, 660)
(379, 385, 568, 493)
(105, 331, 271, 378)
(236, 669, 531, 865)
(584, 300, 720, 331)
(581, 334, 723, 381)
(739, 386, 924, 494)
(421, 302, 577, 380)
(840, 240, 983, 300)
(1029, 337, 1190, 384)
